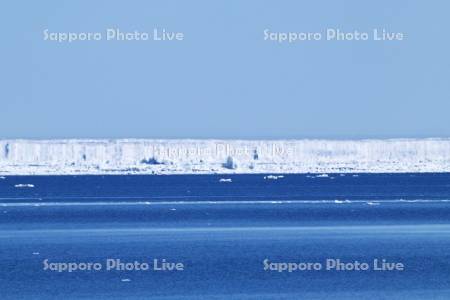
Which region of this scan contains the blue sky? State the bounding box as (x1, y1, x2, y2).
(1, 0, 449, 139)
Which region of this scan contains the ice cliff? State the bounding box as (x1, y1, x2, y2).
(1, 139, 450, 175)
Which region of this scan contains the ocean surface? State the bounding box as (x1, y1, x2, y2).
(1, 173, 450, 299)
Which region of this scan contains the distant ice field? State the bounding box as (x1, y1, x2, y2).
(2, 139, 450, 174)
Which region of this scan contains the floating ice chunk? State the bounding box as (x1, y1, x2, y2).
(32, 252, 40, 255)
(0, 176, 5, 179)
(334, 200, 351, 204)
(14, 184, 35, 188)
(121, 278, 131, 282)
(316, 174, 329, 178)
(367, 202, 380, 206)
(219, 178, 232, 183)
(264, 175, 282, 180)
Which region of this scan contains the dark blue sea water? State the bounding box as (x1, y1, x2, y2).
(1, 173, 450, 299)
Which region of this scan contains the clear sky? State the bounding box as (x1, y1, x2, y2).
(1, 0, 449, 139)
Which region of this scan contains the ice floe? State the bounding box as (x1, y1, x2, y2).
(316, 174, 329, 178)
(264, 175, 283, 180)
(14, 184, 35, 188)
(334, 200, 351, 204)
(219, 178, 232, 183)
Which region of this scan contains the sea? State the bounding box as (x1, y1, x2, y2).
(0, 173, 449, 299)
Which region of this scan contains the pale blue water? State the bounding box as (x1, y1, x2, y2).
(0, 174, 450, 299)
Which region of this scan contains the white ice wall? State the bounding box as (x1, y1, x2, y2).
(1, 139, 450, 175)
